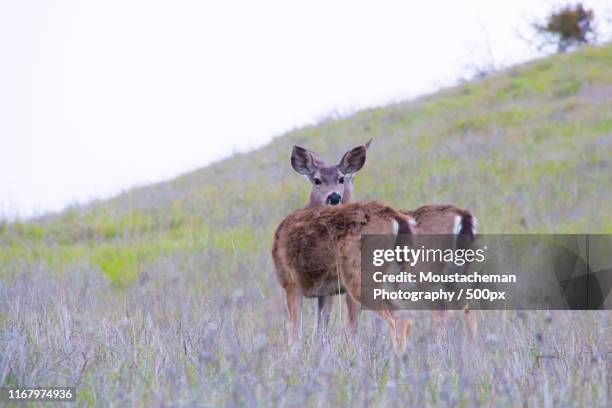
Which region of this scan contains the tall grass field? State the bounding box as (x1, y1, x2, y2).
(1, 45, 611, 406)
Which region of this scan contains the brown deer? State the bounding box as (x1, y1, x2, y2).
(272, 201, 415, 351)
(402, 205, 478, 339)
(284, 141, 477, 338)
(288, 139, 372, 335)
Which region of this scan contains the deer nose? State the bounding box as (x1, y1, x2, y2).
(327, 192, 342, 205)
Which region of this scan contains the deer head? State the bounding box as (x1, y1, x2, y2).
(291, 139, 372, 208)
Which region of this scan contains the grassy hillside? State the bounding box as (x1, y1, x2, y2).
(1, 45, 611, 406)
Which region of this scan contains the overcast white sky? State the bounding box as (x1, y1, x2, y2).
(1, 0, 610, 219)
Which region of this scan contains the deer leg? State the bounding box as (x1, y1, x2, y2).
(432, 310, 451, 341)
(396, 316, 412, 353)
(373, 309, 411, 354)
(375, 309, 396, 343)
(464, 309, 478, 340)
(316, 295, 332, 338)
(337, 255, 362, 338)
(286, 285, 302, 345)
(346, 294, 361, 337)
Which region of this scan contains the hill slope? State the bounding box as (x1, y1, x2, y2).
(0, 45, 610, 406)
(3, 45, 611, 285)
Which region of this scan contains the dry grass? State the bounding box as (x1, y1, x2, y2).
(0, 266, 609, 406)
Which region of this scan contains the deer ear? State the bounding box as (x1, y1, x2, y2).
(291, 145, 323, 175)
(338, 144, 367, 174)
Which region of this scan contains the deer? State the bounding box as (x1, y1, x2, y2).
(272, 201, 415, 351)
(286, 139, 372, 336)
(281, 141, 478, 341)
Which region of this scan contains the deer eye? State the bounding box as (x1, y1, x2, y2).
(339, 176, 345, 184)
(313, 178, 322, 185)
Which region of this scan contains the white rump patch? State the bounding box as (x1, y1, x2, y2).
(392, 220, 399, 235)
(453, 215, 462, 236)
(472, 217, 478, 234)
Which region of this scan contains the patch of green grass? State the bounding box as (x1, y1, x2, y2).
(553, 78, 582, 97)
(93, 245, 140, 287)
(592, 118, 612, 134)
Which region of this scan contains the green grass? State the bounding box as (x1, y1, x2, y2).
(0, 44, 611, 406)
